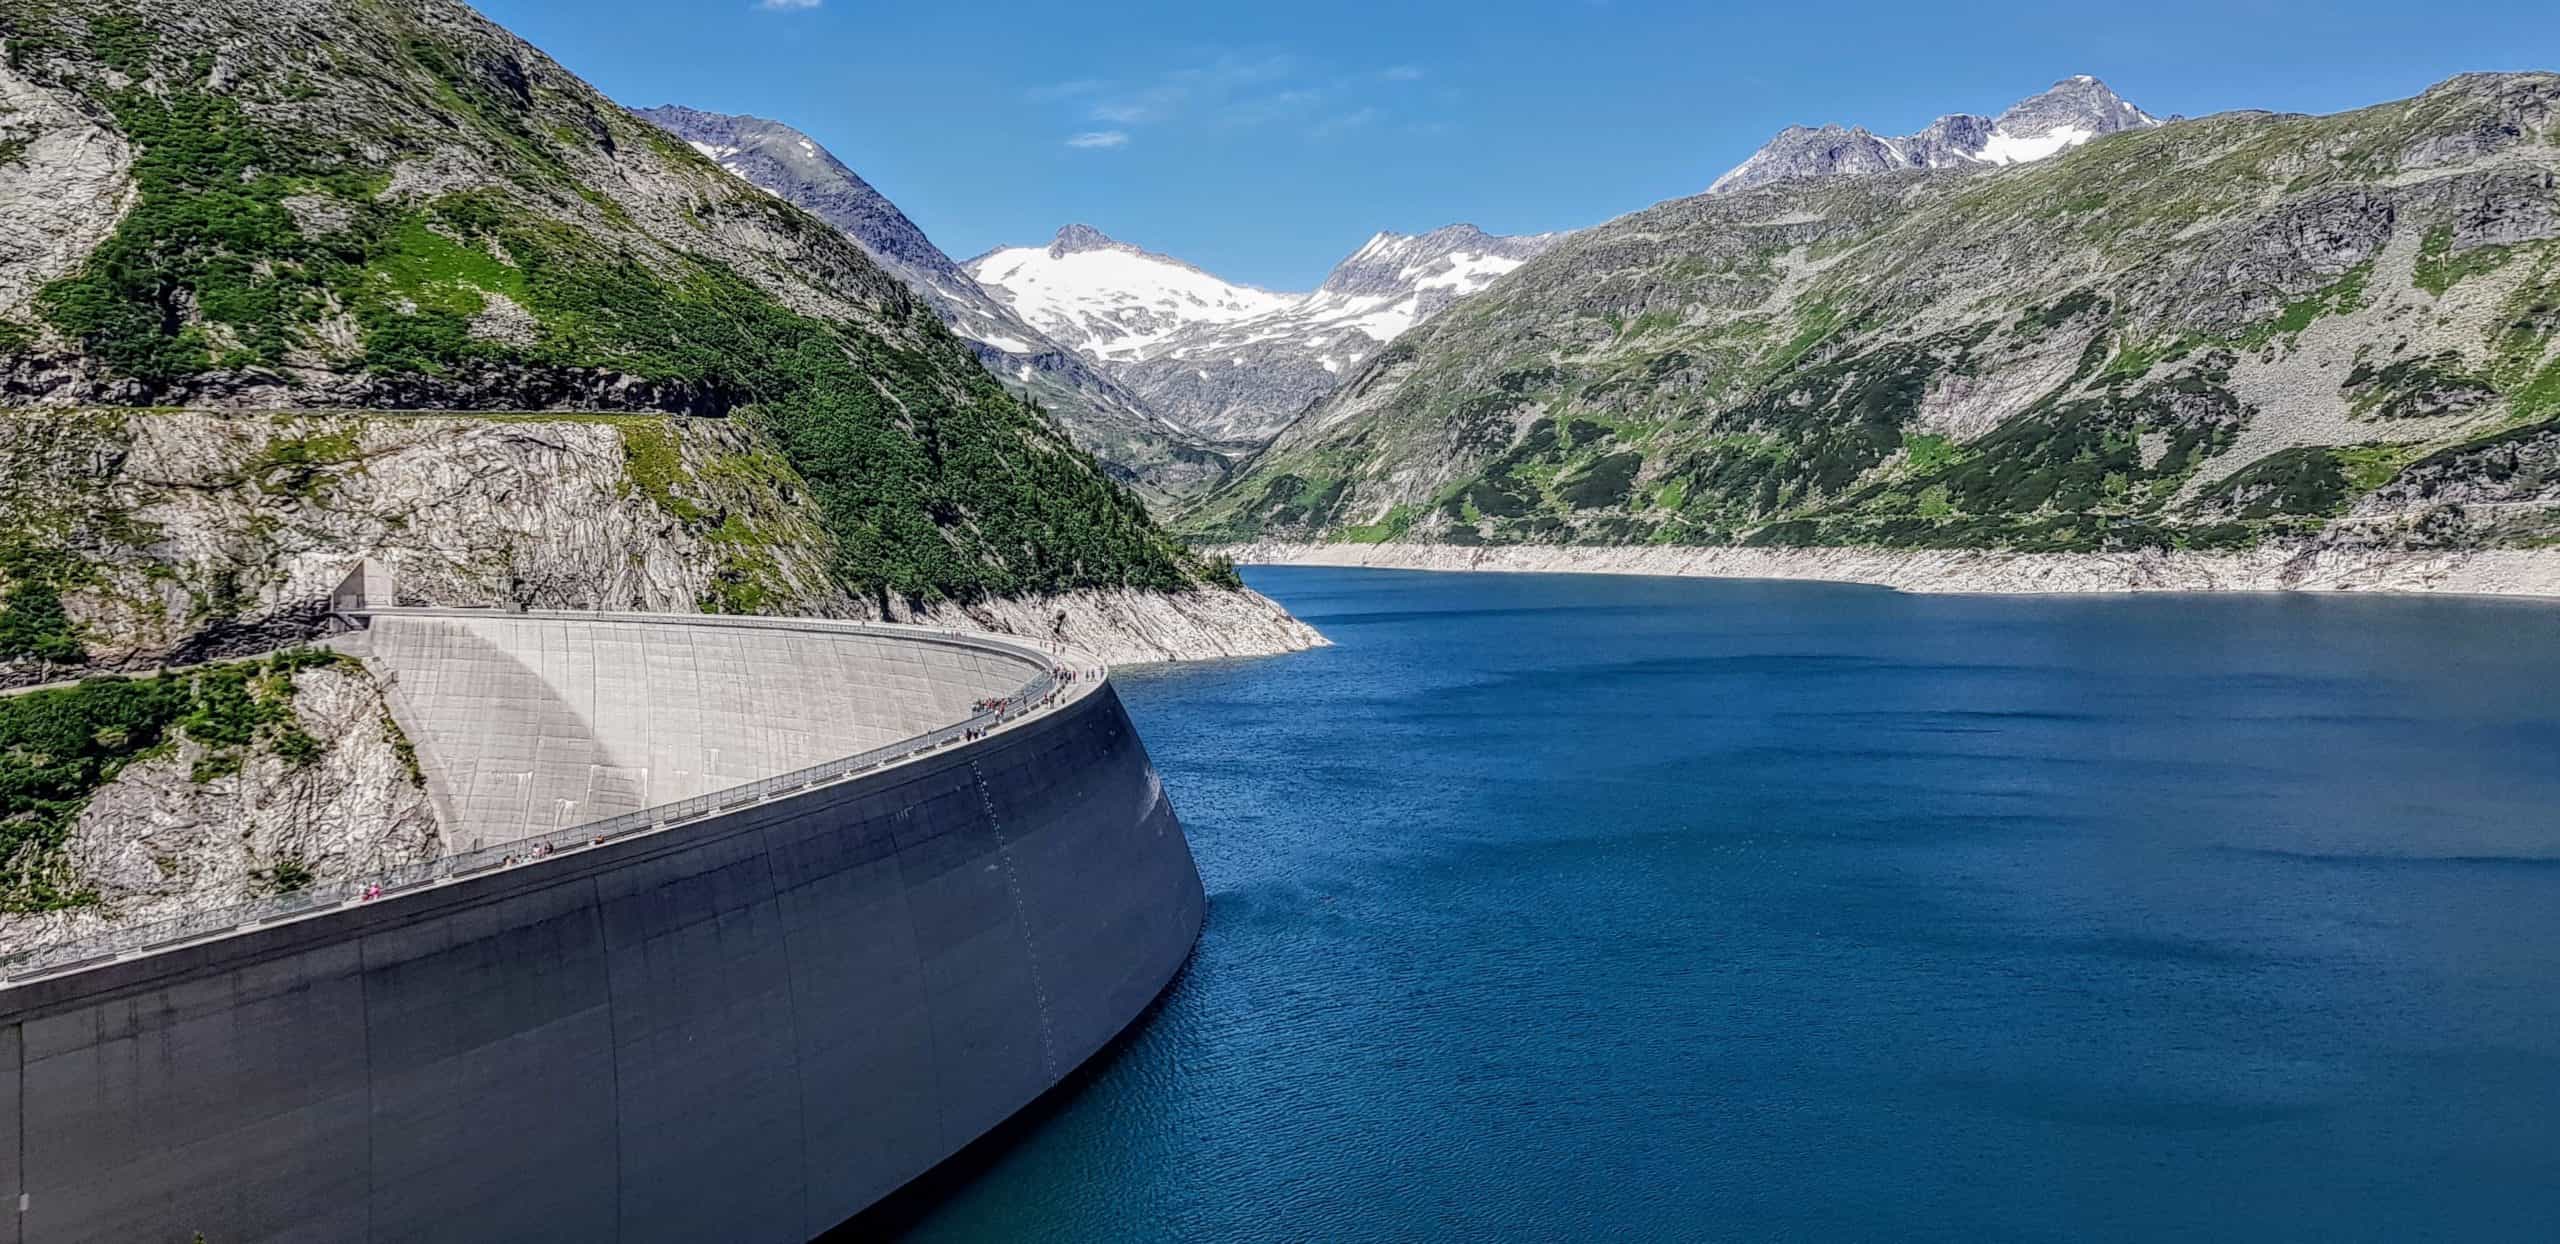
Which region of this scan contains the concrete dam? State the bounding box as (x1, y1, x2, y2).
(0, 611, 1205, 1242)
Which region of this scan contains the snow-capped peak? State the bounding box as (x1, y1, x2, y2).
(1316, 224, 1541, 296)
(963, 229, 1297, 362)
(1047, 222, 1125, 256)
(969, 223, 1567, 441)
(1709, 75, 2162, 193)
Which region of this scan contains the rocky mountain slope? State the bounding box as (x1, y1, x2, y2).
(1186, 74, 2560, 590)
(0, 409, 1316, 674)
(970, 223, 1563, 442)
(1710, 75, 2161, 194)
(0, 647, 438, 952)
(633, 106, 1231, 497)
(0, 0, 1306, 644)
(0, 0, 1320, 918)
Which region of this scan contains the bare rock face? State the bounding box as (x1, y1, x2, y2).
(0, 410, 851, 685)
(0, 661, 441, 960)
(2341, 421, 2560, 548)
(1709, 75, 2161, 195)
(2167, 187, 2403, 338)
(905, 585, 1329, 665)
(0, 55, 133, 318)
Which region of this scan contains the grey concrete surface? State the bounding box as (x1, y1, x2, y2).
(358, 612, 1044, 850)
(0, 623, 1202, 1243)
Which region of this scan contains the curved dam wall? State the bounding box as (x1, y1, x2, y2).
(359, 612, 1044, 849)
(0, 618, 1203, 1243)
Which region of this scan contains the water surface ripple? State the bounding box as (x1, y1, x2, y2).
(903, 568, 2560, 1241)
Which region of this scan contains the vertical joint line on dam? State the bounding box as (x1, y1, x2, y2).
(593, 874, 628, 1234)
(11, 1023, 21, 1232)
(974, 757, 1060, 1079)
(761, 821, 818, 1235)
(357, 935, 377, 1244)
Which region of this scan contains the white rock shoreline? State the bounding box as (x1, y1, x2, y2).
(895, 585, 1329, 665)
(1218, 541, 2560, 600)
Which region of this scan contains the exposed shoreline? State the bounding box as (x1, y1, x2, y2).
(1217, 541, 2560, 600)
(899, 586, 1330, 665)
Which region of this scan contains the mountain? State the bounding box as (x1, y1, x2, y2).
(969, 223, 1564, 443)
(1709, 75, 2161, 194)
(0, 0, 1297, 680)
(631, 106, 1229, 497)
(1184, 74, 2560, 577)
(965, 224, 1297, 363)
(1099, 225, 1569, 443)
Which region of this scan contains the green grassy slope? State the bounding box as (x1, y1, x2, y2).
(1187, 74, 2560, 557)
(0, 0, 1233, 610)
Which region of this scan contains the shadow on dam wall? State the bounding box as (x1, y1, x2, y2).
(835, 952, 1199, 1239)
(0, 667, 1203, 1242)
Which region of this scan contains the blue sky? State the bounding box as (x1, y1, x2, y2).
(477, 0, 2559, 290)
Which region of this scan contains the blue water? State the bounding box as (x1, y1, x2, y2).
(902, 567, 2560, 1241)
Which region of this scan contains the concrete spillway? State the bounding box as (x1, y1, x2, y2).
(0, 612, 1204, 1242)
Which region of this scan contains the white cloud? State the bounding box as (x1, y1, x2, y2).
(1066, 53, 1300, 130)
(1026, 78, 1109, 102)
(1088, 87, 1185, 124)
(1309, 107, 1379, 138)
(1030, 51, 1405, 145)
(1221, 87, 1329, 127)
(756, 0, 821, 9)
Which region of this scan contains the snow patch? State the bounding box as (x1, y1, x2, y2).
(1977, 124, 2094, 165)
(964, 242, 1295, 360)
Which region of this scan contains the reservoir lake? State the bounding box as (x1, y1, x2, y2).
(894, 566, 2560, 1241)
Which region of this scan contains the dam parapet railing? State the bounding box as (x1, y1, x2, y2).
(0, 608, 1105, 987)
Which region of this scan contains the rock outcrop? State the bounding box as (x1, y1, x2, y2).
(0, 653, 440, 959)
(1709, 75, 2161, 194)
(903, 584, 1327, 665)
(0, 53, 134, 317)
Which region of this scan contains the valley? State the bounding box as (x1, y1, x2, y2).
(3, 4, 2558, 1239)
(1182, 74, 2560, 597)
